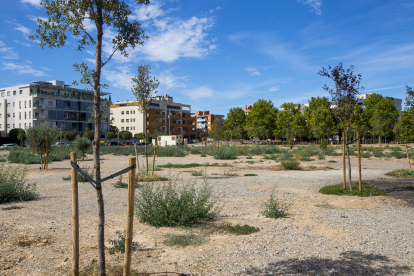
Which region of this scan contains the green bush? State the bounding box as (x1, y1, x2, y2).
(317, 152, 325, 160)
(388, 151, 405, 159)
(134, 177, 221, 227)
(163, 234, 207, 247)
(108, 230, 139, 254)
(386, 169, 414, 177)
(214, 146, 238, 160)
(319, 183, 387, 197)
(78, 166, 94, 182)
(236, 146, 249, 156)
(228, 224, 260, 235)
(0, 164, 38, 203)
(373, 151, 385, 158)
(390, 146, 402, 152)
(360, 152, 372, 158)
(261, 192, 288, 219)
(281, 160, 300, 170)
(320, 139, 328, 150)
(157, 146, 186, 157)
(191, 170, 204, 176)
(0, 156, 6, 162)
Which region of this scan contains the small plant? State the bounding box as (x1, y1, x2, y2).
(191, 170, 204, 176)
(386, 169, 414, 178)
(200, 153, 206, 157)
(261, 192, 288, 219)
(281, 160, 301, 170)
(328, 160, 337, 163)
(0, 156, 6, 162)
(320, 139, 328, 150)
(246, 160, 254, 164)
(244, 173, 257, 176)
(113, 175, 128, 188)
(317, 152, 325, 160)
(0, 164, 38, 203)
(246, 155, 252, 159)
(315, 203, 337, 209)
(135, 169, 168, 182)
(163, 234, 208, 247)
(228, 224, 260, 235)
(78, 166, 94, 182)
(62, 175, 71, 181)
(108, 230, 139, 255)
(214, 146, 238, 160)
(319, 183, 388, 197)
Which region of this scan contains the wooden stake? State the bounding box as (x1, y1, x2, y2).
(357, 131, 362, 193)
(152, 148, 156, 176)
(406, 145, 412, 172)
(70, 152, 79, 276)
(123, 157, 136, 276)
(45, 135, 48, 170)
(342, 132, 346, 190)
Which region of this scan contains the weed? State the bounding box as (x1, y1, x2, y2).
(360, 152, 372, 158)
(0, 156, 6, 162)
(108, 230, 139, 255)
(390, 146, 402, 152)
(163, 234, 208, 247)
(244, 173, 257, 176)
(246, 160, 255, 164)
(319, 183, 387, 197)
(317, 152, 325, 160)
(0, 164, 38, 203)
(386, 169, 414, 177)
(78, 166, 94, 182)
(62, 175, 71, 181)
(388, 151, 405, 159)
(259, 159, 263, 163)
(113, 176, 128, 188)
(315, 203, 337, 209)
(281, 160, 301, 170)
(228, 224, 260, 235)
(246, 155, 253, 159)
(161, 163, 203, 168)
(135, 170, 168, 182)
(200, 153, 206, 157)
(328, 160, 337, 163)
(214, 146, 238, 159)
(261, 192, 288, 219)
(191, 170, 204, 176)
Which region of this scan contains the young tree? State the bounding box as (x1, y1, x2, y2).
(84, 130, 95, 141)
(121, 130, 133, 140)
(246, 99, 278, 137)
(26, 122, 58, 169)
(275, 102, 300, 138)
(369, 98, 399, 144)
(64, 131, 77, 144)
(17, 129, 26, 147)
(75, 135, 92, 160)
(135, 132, 145, 140)
(319, 63, 363, 191)
(224, 107, 246, 139)
(30, 1, 150, 272)
(104, 131, 116, 141)
(9, 128, 24, 141)
(395, 111, 414, 142)
(132, 64, 160, 173)
(405, 85, 414, 113)
(211, 118, 223, 148)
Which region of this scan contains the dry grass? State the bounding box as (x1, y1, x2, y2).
(15, 235, 52, 247)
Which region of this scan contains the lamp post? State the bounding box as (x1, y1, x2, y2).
(168, 112, 172, 135)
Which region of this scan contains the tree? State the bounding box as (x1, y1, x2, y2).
(369, 98, 399, 144)
(64, 131, 77, 144)
(132, 64, 160, 174)
(309, 106, 335, 142)
(210, 118, 223, 148)
(319, 63, 363, 191)
(84, 130, 95, 141)
(224, 107, 246, 139)
(395, 111, 414, 142)
(26, 122, 57, 169)
(405, 85, 414, 113)
(275, 103, 300, 138)
(121, 130, 133, 140)
(59, 124, 66, 149)
(109, 125, 119, 135)
(135, 133, 145, 140)
(17, 129, 26, 147)
(246, 99, 278, 137)
(361, 93, 383, 129)
(31, 0, 150, 273)
(75, 135, 91, 160)
(9, 128, 24, 141)
(104, 132, 116, 140)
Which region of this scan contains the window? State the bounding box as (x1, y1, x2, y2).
(7, 113, 10, 118)
(126, 111, 129, 114)
(29, 111, 31, 119)
(13, 102, 15, 107)
(121, 119, 124, 123)
(126, 127, 129, 130)
(13, 113, 15, 117)
(13, 91, 16, 95)
(0, 103, 1, 107)
(0, 124, 1, 128)
(29, 100, 31, 108)
(19, 101, 21, 109)
(19, 112, 21, 119)
(24, 101, 26, 108)
(19, 90, 22, 95)
(24, 112, 26, 119)
(7, 91, 10, 96)
(29, 123, 31, 127)
(7, 103, 10, 108)
(24, 123, 26, 129)
(13, 124, 15, 128)
(1, 92, 3, 97)
(48, 101, 52, 106)
(7, 124, 10, 128)
(0, 114, 1, 118)
(19, 123, 21, 128)
(126, 119, 129, 122)
(121, 127, 124, 130)
(121, 111, 124, 115)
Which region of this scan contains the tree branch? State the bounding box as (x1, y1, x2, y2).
(101, 45, 120, 67)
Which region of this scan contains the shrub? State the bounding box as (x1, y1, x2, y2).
(214, 146, 238, 160)
(74, 136, 91, 160)
(319, 183, 387, 197)
(163, 234, 207, 247)
(157, 146, 186, 157)
(191, 170, 204, 176)
(373, 151, 385, 158)
(78, 166, 94, 182)
(228, 224, 260, 235)
(320, 139, 328, 150)
(390, 146, 402, 152)
(360, 152, 372, 158)
(236, 146, 249, 156)
(135, 169, 168, 182)
(388, 151, 405, 159)
(261, 192, 288, 219)
(281, 160, 300, 170)
(317, 152, 325, 160)
(134, 177, 222, 227)
(0, 164, 38, 203)
(244, 173, 257, 176)
(161, 163, 203, 168)
(386, 169, 414, 177)
(0, 156, 6, 162)
(108, 230, 139, 255)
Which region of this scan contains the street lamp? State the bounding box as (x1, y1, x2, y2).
(168, 112, 172, 135)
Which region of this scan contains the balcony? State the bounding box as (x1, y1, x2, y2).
(33, 104, 56, 109)
(33, 115, 49, 120)
(30, 91, 94, 101)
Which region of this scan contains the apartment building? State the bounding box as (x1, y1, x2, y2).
(110, 94, 196, 138)
(0, 80, 110, 137)
(357, 93, 402, 113)
(194, 111, 224, 131)
(244, 105, 252, 115)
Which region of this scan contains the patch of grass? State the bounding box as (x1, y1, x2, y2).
(261, 192, 288, 219)
(317, 152, 325, 160)
(246, 155, 253, 159)
(135, 171, 168, 182)
(0, 156, 6, 162)
(200, 153, 206, 157)
(62, 175, 71, 181)
(16, 235, 51, 247)
(108, 230, 139, 255)
(161, 162, 203, 168)
(386, 169, 414, 177)
(315, 203, 337, 209)
(134, 176, 222, 227)
(281, 160, 301, 170)
(328, 160, 337, 163)
(301, 157, 313, 161)
(163, 234, 208, 247)
(228, 224, 260, 235)
(390, 146, 402, 152)
(388, 151, 405, 159)
(246, 160, 255, 164)
(373, 151, 385, 158)
(214, 146, 238, 160)
(259, 159, 263, 163)
(191, 170, 204, 176)
(360, 152, 372, 158)
(244, 173, 257, 176)
(0, 164, 38, 204)
(2, 205, 24, 210)
(319, 183, 388, 197)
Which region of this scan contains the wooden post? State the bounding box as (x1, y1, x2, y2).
(152, 148, 156, 176)
(342, 132, 346, 190)
(70, 152, 79, 276)
(357, 132, 362, 193)
(45, 135, 48, 170)
(406, 145, 412, 172)
(123, 157, 136, 276)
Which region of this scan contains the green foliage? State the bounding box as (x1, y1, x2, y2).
(75, 136, 92, 160)
(8, 146, 76, 164)
(9, 128, 25, 140)
(246, 99, 278, 137)
(224, 107, 247, 139)
(135, 133, 145, 140)
(320, 139, 328, 150)
(163, 234, 207, 247)
(191, 170, 204, 176)
(281, 160, 301, 170)
(317, 152, 325, 160)
(105, 132, 117, 140)
(328, 160, 337, 163)
(315, 203, 337, 209)
(161, 163, 203, 168)
(0, 156, 6, 162)
(134, 177, 221, 227)
(261, 192, 288, 219)
(214, 146, 238, 159)
(388, 151, 405, 159)
(157, 146, 186, 157)
(244, 173, 257, 176)
(62, 175, 71, 181)
(108, 230, 139, 255)
(360, 152, 372, 158)
(236, 146, 249, 156)
(78, 166, 94, 182)
(390, 146, 402, 152)
(373, 151, 385, 158)
(228, 224, 260, 235)
(319, 183, 387, 197)
(246, 160, 254, 164)
(386, 169, 414, 177)
(83, 130, 95, 141)
(26, 122, 58, 164)
(121, 131, 133, 140)
(0, 164, 38, 203)
(64, 131, 77, 142)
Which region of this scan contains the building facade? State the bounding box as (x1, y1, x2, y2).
(194, 111, 224, 131)
(244, 105, 252, 115)
(357, 93, 402, 113)
(0, 80, 110, 137)
(110, 94, 196, 138)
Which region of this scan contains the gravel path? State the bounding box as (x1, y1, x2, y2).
(0, 152, 413, 275)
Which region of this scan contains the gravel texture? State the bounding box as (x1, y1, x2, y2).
(0, 151, 413, 275)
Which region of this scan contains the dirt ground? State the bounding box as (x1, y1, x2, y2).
(368, 178, 414, 206)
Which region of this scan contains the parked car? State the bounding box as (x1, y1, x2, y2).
(109, 141, 119, 146)
(0, 143, 19, 149)
(53, 142, 68, 147)
(122, 142, 133, 146)
(131, 141, 142, 146)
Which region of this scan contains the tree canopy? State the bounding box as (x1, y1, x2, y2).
(246, 99, 278, 137)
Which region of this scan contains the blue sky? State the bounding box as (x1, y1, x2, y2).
(1, 0, 413, 116)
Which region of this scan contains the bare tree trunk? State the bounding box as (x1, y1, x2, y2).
(94, 10, 105, 276)
(145, 132, 148, 174)
(345, 132, 352, 191)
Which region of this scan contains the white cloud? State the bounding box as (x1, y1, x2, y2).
(7, 21, 31, 36)
(131, 2, 165, 21)
(182, 86, 214, 100)
(157, 69, 187, 90)
(244, 67, 261, 76)
(20, 0, 41, 7)
(28, 15, 48, 22)
(268, 86, 279, 92)
(2, 62, 48, 77)
(82, 18, 95, 32)
(102, 67, 134, 91)
(0, 41, 19, 60)
(298, 0, 322, 15)
(209, 6, 221, 13)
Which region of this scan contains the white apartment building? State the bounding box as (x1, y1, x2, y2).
(110, 94, 196, 138)
(0, 80, 110, 137)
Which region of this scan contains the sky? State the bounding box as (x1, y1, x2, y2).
(1, 0, 413, 117)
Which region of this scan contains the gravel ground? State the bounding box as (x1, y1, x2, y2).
(0, 152, 413, 275)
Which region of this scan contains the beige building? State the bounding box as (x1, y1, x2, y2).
(110, 94, 196, 138)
